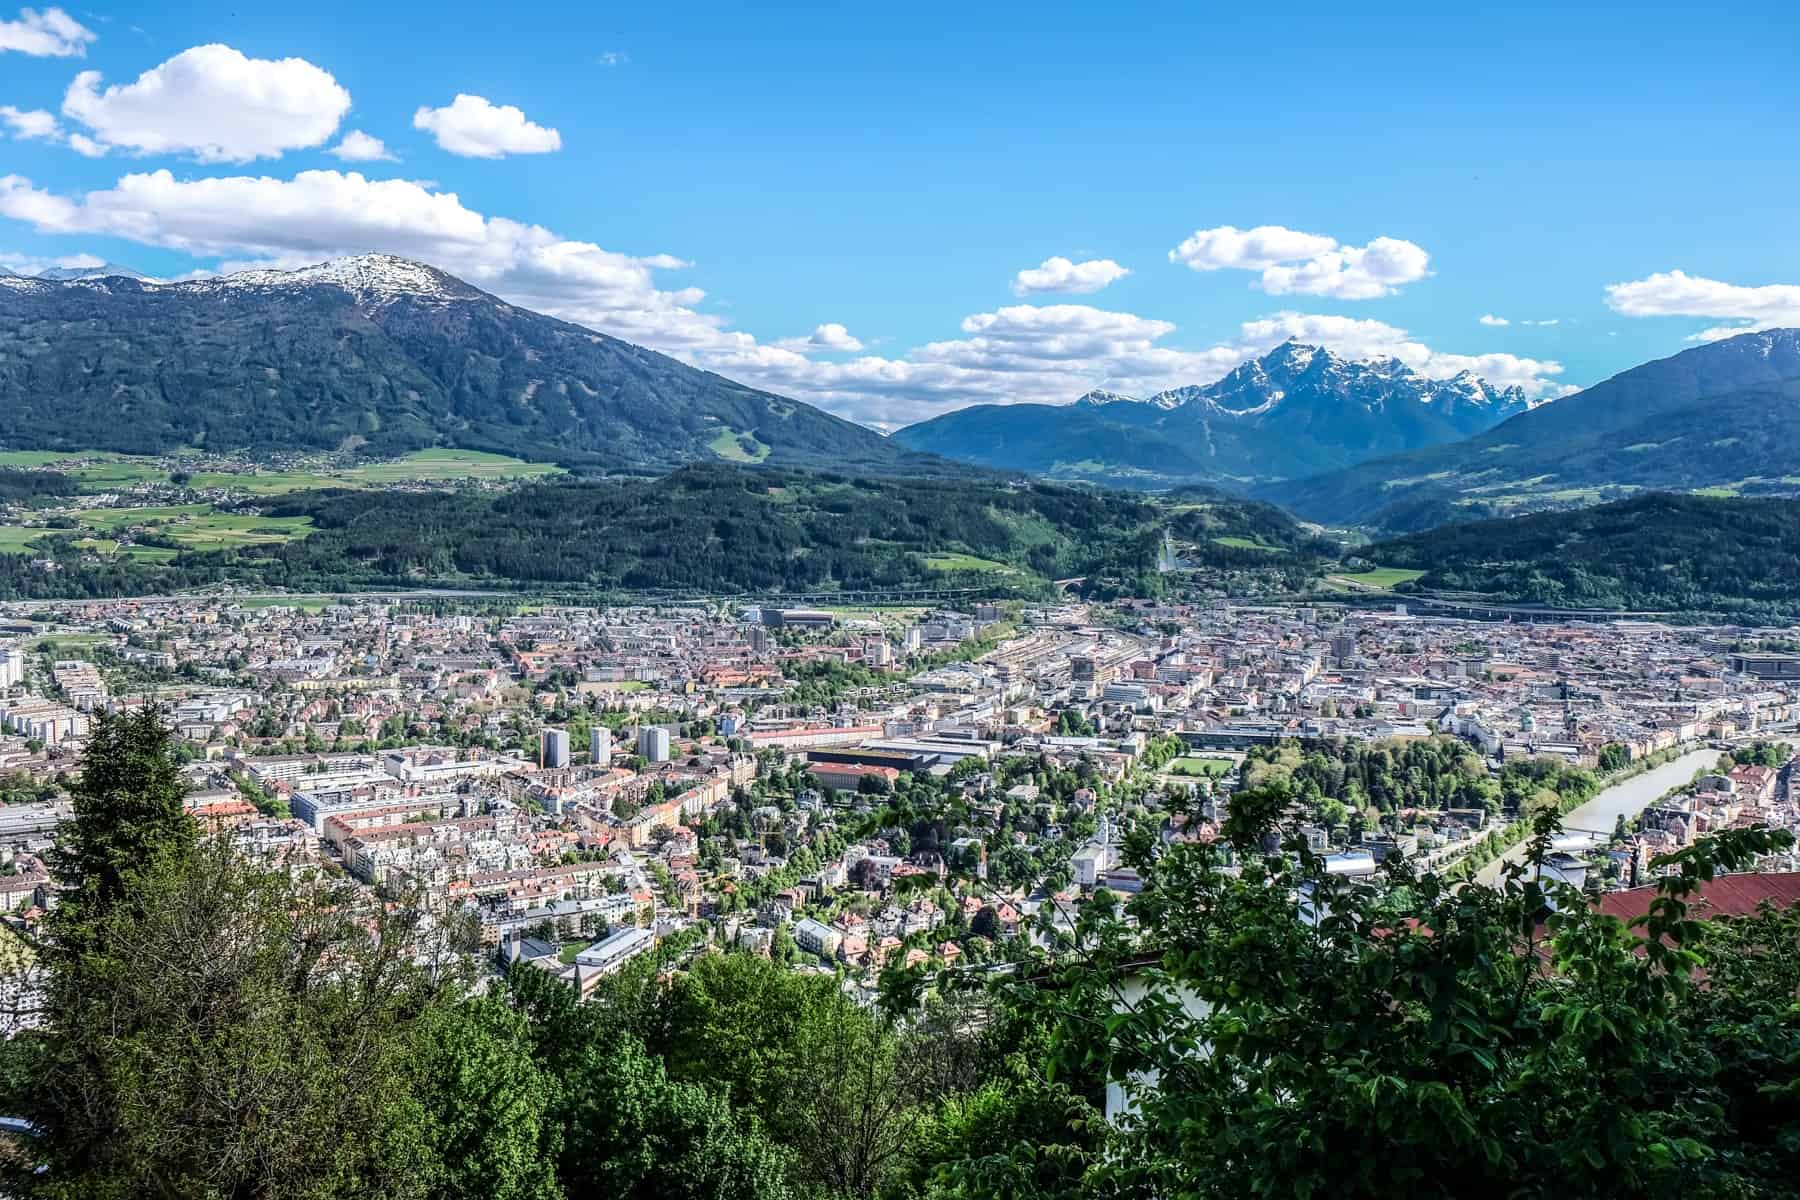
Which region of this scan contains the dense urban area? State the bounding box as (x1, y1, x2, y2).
(0, 575, 1797, 1195)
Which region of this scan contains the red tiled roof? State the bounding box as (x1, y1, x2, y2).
(1598, 872, 1800, 924)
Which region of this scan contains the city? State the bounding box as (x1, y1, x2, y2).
(0, 592, 1793, 1012)
(2, 0, 1798, 1195)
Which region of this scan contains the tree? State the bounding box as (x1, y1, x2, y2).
(417, 998, 563, 1200)
(966, 781, 1800, 1200)
(44, 705, 194, 949)
(5, 838, 453, 1199)
(558, 1035, 792, 1200)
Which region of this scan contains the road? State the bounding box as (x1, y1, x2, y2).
(1474, 747, 1721, 886)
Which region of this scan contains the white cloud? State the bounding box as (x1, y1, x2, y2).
(0, 167, 1560, 429)
(773, 323, 864, 353)
(329, 129, 395, 162)
(66, 131, 104, 157)
(0, 104, 59, 139)
(0, 248, 102, 274)
(0, 168, 724, 349)
(1010, 255, 1130, 297)
(0, 6, 93, 56)
(412, 94, 560, 158)
(1169, 223, 1430, 300)
(62, 44, 351, 162)
(1605, 269, 1800, 341)
(1479, 313, 1509, 326)
(1170, 225, 1337, 272)
(597, 50, 627, 66)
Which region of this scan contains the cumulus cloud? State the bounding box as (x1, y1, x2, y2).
(0, 104, 59, 139)
(0, 168, 723, 348)
(1010, 255, 1130, 297)
(329, 130, 395, 162)
(773, 323, 864, 353)
(61, 44, 351, 162)
(1605, 269, 1800, 341)
(0, 248, 103, 274)
(1479, 313, 1509, 326)
(1170, 225, 1337, 272)
(0, 6, 93, 56)
(413, 94, 561, 158)
(0, 167, 1560, 428)
(1169, 223, 1430, 300)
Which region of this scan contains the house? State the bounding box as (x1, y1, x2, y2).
(793, 917, 842, 958)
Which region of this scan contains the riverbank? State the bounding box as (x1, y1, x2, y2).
(1472, 746, 1722, 886)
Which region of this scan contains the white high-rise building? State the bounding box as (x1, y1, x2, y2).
(590, 726, 612, 767)
(637, 726, 671, 763)
(540, 727, 570, 769)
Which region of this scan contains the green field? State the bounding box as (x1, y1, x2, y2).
(0, 526, 46, 554)
(1329, 567, 1426, 590)
(1167, 756, 1234, 778)
(53, 503, 314, 554)
(1212, 535, 1280, 552)
(164, 512, 314, 548)
(0, 447, 559, 493)
(707, 429, 772, 464)
(0, 450, 124, 468)
(922, 552, 1013, 573)
(343, 449, 563, 484)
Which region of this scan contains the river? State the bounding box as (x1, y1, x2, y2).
(1474, 746, 1721, 886)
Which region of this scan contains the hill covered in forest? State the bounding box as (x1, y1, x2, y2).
(0, 466, 1334, 600)
(1364, 492, 1800, 619)
(0, 256, 912, 473)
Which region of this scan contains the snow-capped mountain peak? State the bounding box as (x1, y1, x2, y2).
(35, 262, 161, 283)
(205, 254, 479, 302)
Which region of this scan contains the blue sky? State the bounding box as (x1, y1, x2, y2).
(3, 0, 1797, 427)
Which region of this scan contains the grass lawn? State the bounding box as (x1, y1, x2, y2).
(0, 526, 46, 554)
(121, 546, 179, 562)
(707, 429, 772, 464)
(1329, 567, 1426, 590)
(345, 449, 562, 484)
(74, 503, 211, 531)
(63, 504, 312, 550)
(0, 450, 130, 468)
(1212, 535, 1280, 552)
(165, 512, 314, 548)
(922, 552, 1013, 573)
(1167, 756, 1234, 778)
(183, 469, 345, 494)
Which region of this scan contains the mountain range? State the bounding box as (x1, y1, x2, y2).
(0, 255, 911, 471)
(1260, 328, 1800, 531)
(892, 342, 1536, 486)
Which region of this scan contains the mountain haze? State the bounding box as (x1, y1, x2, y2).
(1261, 328, 1800, 531)
(892, 342, 1533, 487)
(0, 255, 910, 471)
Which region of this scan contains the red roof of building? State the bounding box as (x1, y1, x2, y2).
(1598, 872, 1800, 924)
